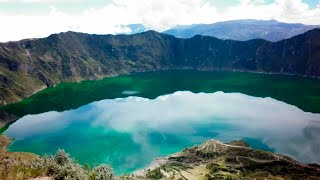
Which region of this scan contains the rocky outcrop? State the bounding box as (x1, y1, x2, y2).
(139, 139, 320, 179)
(0, 111, 16, 132)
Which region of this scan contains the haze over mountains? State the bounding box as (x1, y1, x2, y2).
(0, 28, 320, 105)
(163, 19, 320, 41)
(124, 24, 149, 35)
(124, 20, 320, 42)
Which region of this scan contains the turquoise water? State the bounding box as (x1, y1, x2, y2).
(4, 91, 320, 174)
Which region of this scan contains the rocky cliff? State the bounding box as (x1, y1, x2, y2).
(1, 29, 320, 105)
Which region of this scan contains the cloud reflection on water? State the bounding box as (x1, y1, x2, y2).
(5, 91, 320, 164)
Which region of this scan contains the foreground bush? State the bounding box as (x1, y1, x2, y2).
(30, 150, 87, 180)
(28, 149, 136, 180)
(89, 164, 114, 180)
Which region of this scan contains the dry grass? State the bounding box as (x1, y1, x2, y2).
(0, 135, 46, 180)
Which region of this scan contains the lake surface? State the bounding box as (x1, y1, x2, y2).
(2, 70, 320, 174)
(4, 91, 320, 174)
(2, 70, 320, 117)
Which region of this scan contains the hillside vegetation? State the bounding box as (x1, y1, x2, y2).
(1, 29, 320, 105)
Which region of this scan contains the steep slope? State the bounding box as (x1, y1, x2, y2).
(0, 29, 320, 105)
(138, 139, 320, 179)
(164, 19, 320, 41)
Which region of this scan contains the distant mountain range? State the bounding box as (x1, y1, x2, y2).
(163, 19, 320, 41)
(0, 29, 320, 105)
(123, 24, 148, 34)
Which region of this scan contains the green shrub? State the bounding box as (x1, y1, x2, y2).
(54, 149, 72, 165)
(44, 149, 88, 180)
(117, 174, 139, 180)
(8, 149, 134, 180)
(89, 164, 114, 180)
(146, 168, 162, 179)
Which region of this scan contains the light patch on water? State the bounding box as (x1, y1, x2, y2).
(122, 90, 140, 95)
(5, 91, 320, 166)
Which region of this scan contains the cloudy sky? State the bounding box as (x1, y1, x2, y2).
(0, 0, 320, 42)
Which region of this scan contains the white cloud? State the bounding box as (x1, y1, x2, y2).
(0, 0, 320, 42)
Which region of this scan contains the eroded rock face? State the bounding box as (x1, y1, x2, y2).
(142, 139, 320, 180)
(227, 140, 250, 147)
(0, 110, 16, 128)
(0, 29, 320, 105)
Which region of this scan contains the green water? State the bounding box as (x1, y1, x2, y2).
(2, 70, 320, 174)
(2, 70, 320, 117)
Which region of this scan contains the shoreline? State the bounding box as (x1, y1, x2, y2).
(0, 134, 38, 164)
(2, 67, 320, 106)
(1, 68, 320, 130)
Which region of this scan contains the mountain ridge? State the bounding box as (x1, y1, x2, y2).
(164, 19, 320, 41)
(0, 29, 320, 105)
